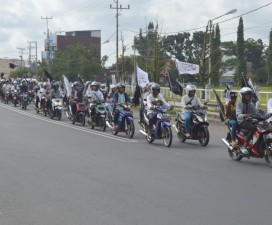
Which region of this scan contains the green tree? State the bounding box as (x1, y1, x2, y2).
(51, 43, 102, 82)
(266, 29, 272, 85)
(236, 17, 246, 86)
(133, 22, 169, 83)
(210, 24, 221, 86)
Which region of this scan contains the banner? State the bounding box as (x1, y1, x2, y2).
(175, 60, 199, 75)
(63, 75, 72, 97)
(137, 66, 149, 88)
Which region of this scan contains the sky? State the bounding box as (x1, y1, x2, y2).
(0, 0, 272, 67)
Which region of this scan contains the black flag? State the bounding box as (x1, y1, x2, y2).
(9, 63, 16, 69)
(132, 85, 141, 106)
(168, 74, 183, 96)
(43, 68, 53, 82)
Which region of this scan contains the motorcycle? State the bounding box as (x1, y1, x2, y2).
(41, 96, 50, 116)
(87, 100, 107, 131)
(4, 89, 11, 104)
(173, 105, 209, 146)
(69, 100, 87, 126)
(221, 116, 272, 167)
(49, 98, 63, 120)
(139, 106, 172, 147)
(28, 90, 35, 103)
(107, 104, 135, 138)
(20, 92, 29, 110)
(12, 90, 19, 107)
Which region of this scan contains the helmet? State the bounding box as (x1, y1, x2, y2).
(100, 84, 106, 92)
(239, 87, 252, 99)
(53, 82, 59, 90)
(91, 81, 99, 87)
(14, 81, 18, 85)
(186, 84, 196, 94)
(229, 91, 237, 98)
(73, 81, 79, 86)
(151, 83, 160, 93)
(117, 83, 125, 89)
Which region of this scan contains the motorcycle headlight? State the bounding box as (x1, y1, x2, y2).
(196, 115, 203, 122)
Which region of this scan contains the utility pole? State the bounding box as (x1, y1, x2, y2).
(27, 41, 38, 76)
(110, 1, 129, 83)
(41, 16, 53, 64)
(17, 47, 25, 67)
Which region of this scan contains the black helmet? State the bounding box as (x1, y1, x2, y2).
(229, 91, 237, 98)
(151, 83, 160, 93)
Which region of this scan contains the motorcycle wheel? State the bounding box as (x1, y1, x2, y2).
(50, 111, 54, 119)
(80, 114, 85, 126)
(72, 117, 75, 124)
(264, 142, 272, 167)
(126, 120, 135, 139)
(162, 126, 172, 147)
(176, 122, 186, 143)
(14, 102, 17, 107)
(100, 117, 106, 132)
(198, 127, 209, 146)
(146, 132, 154, 143)
(58, 110, 62, 120)
(228, 148, 243, 161)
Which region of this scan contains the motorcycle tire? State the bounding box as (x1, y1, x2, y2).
(58, 110, 62, 121)
(146, 133, 154, 143)
(198, 127, 209, 146)
(162, 126, 172, 147)
(228, 147, 243, 161)
(100, 117, 106, 132)
(14, 103, 17, 107)
(80, 114, 85, 126)
(126, 120, 135, 139)
(176, 122, 186, 143)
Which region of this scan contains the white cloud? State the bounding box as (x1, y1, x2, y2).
(0, 0, 271, 65)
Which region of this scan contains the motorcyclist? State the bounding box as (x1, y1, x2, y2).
(147, 83, 171, 136)
(139, 82, 154, 124)
(100, 83, 108, 100)
(111, 83, 131, 130)
(11, 81, 20, 91)
(69, 81, 82, 117)
(85, 81, 104, 125)
(47, 82, 63, 112)
(19, 79, 28, 94)
(225, 91, 238, 148)
(181, 84, 204, 138)
(236, 87, 271, 154)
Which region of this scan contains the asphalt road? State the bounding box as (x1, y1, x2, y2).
(0, 103, 272, 225)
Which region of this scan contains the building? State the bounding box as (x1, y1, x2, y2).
(0, 58, 22, 78)
(42, 30, 101, 63)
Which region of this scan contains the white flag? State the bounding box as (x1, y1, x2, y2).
(175, 60, 199, 75)
(63, 75, 72, 97)
(137, 66, 149, 88)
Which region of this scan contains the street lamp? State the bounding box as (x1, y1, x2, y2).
(207, 9, 237, 85)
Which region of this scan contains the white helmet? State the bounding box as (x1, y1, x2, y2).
(100, 83, 106, 92)
(239, 87, 252, 99)
(186, 84, 197, 94)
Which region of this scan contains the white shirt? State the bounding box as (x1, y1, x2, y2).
(147, 93, 170, 114)
(181, 94, 203, 112)
(86, 90, 104, 102)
